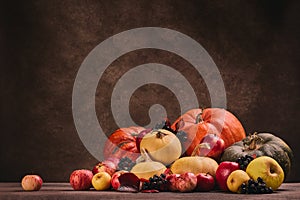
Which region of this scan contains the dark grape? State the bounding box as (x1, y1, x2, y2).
(239, 177, 273, 194)
(141, 173, 168, 191)
(236, 155, 254, 170)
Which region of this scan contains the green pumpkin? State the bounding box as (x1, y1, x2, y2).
(221, 132, 293, 177)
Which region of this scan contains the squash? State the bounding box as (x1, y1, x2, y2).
(171, 108, 246, 156)
(103, 126, 145, 161)
(221, 132, 293, 177)
(170, 156, 218, 177)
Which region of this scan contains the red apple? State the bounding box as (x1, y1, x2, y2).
(195, 134, 225, 160)
(92, 160, 116, 176)
(195, 173, 215, 192)
(215, 161, 239, 191)
(69, 169, 93, 190)
(21, 175, 43, 191)
(111, 170, 128, 190)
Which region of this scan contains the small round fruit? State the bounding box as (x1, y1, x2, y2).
(21, 175, 43, 191)
(246, 156, 284, 190)
(92, 172, 112, 191)
(69, 169, 93, 190)
(226, 170, 250, 193)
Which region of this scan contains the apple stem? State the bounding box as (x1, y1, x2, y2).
(191, 142, 211, 157)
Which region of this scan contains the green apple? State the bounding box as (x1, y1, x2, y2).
(246, 156, 284, 190)
(92, 172, 111, 191)
(226, 170, 250, 193)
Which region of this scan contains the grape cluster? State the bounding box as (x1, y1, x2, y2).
(240, 177, 273, 194)
(236, 155, 254, 170)
(117, 157, 136, 171)
(142, 174, 168, 191)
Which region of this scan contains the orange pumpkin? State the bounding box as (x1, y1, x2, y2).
(103, 126, 145, 161)
(171, 108, 246, 156)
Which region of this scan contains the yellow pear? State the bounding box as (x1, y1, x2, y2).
(227, 170, 250, 193)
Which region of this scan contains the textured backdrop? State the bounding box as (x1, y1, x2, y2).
(1, 0, 299, 182)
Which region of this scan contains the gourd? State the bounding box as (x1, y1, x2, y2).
(221, 132, 293, 177)
(171, 108, 246, 156)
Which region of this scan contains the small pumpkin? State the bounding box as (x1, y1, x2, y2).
(103, 126, 145, 161)
(171, 108, 246, 156)
(139, 129, 182, 165)
(220, 132, 293, 177)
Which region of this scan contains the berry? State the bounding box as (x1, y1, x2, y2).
(141, 173, 168, 191)
(239, 177, 273, 194)
(236, 155, 254, 170)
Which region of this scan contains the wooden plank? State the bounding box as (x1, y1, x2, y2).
(0, 183, 299, 200)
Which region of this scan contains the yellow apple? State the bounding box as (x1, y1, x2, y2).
(226, 170, 250, 193)
(92, 172, 111, 191)
(246, 156, 284, 190)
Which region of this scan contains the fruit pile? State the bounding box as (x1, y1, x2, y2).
(20, 108, 293, 194)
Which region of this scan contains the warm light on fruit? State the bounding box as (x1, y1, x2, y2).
(246, 156, 284, 190)
(21, 175, 43, 191)
(131, 161, 166, 179)
(226, 170, 250, 193)
(139, 129, 182, 165)
(92, 172, 112, 191)
(69, 169, 93, 191)
(171, 156, 218, 178)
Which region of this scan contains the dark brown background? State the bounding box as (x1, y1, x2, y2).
(1, 0, 299, 182)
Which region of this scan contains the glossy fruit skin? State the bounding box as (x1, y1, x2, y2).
(215, 161, 240, 191)
(246, 156, 284, 190)
(21, 175, 43, 191)
(171, 108, 246, 156)
(69, 169, 93, 190)
(195, 173, 215, 192)
(195, 133, 225, 161)
(226, 170, 250, 193)
(221, 133, 293, 178)
(103, 126, 145, 161)
(92, 172, 112, 191)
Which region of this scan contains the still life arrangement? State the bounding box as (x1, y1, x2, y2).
(21, 108, 293, 195)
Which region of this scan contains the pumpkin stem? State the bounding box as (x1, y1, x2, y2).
(195, 109, 204, 124)
(243, 132, 263, 150)
(191, 142, 211, 157)
(156, 131, 167, 139)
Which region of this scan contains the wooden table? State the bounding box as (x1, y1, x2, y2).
(0, 183, 299, 200)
